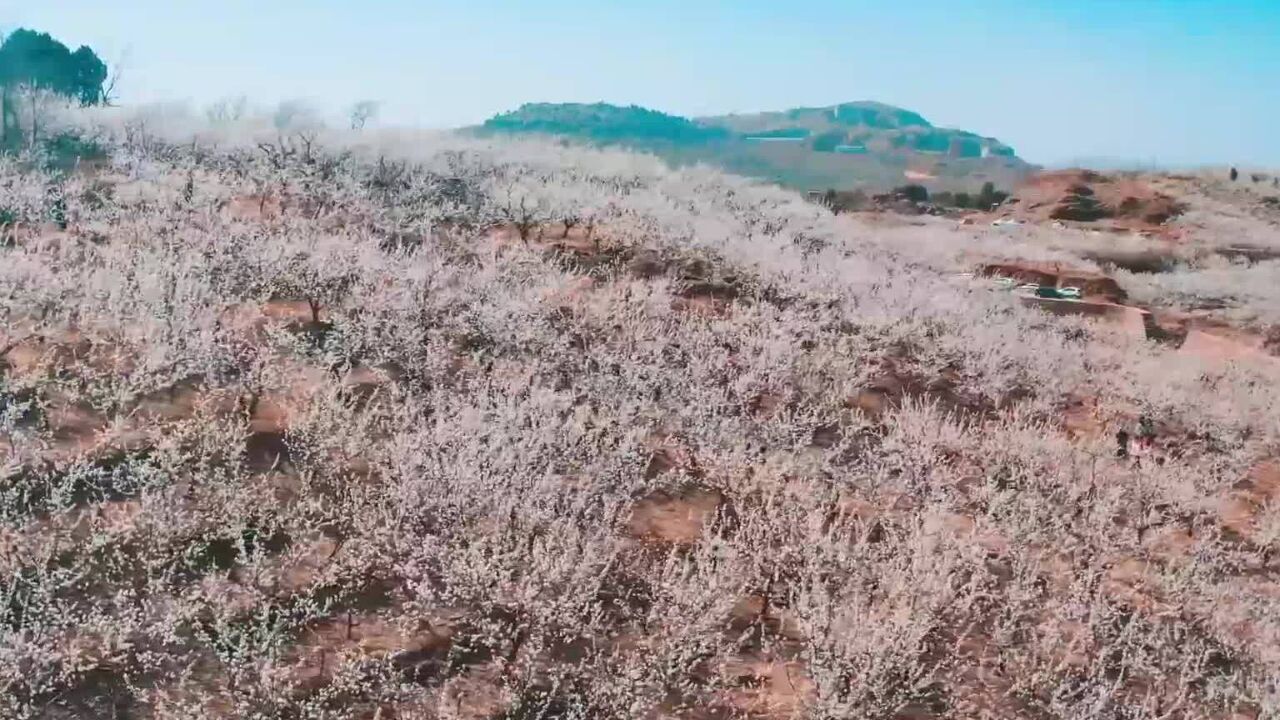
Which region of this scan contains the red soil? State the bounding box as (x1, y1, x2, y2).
(1003, 170, 1186, 236)
(979, 261, 1127, 302)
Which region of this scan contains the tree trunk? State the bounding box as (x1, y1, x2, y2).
(29, 92, 38, 147)
(0, 86, 11, 148)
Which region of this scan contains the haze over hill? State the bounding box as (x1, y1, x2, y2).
(479, 101, 1034, 193)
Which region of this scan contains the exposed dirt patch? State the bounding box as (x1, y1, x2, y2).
(1101, 556, 1166, 613)
(1178, 325, 1278, 366)
(1018, 295, 1155, 340)
(133, 375, 233, 423)
(626, 485, 725, 546)
(1080, 247, 1179, 274)
(244, 431, 293, 472)
(727, 593, 804, 643)
(746, 391, 788, 420)
(641, 433, 701, 480)
(1005, 170, 1187, 235)
(670, 294, 732, 317)
(339, 363, 404, 407)
(627, 248, 667, 279)
(220, 191, 330, 223)
(221, 193, 285, 221)
(0, 329, 132, 380)
(672, 280, 738, 317)
(718, 655, 816, 718)
(1215, 461, 1280, 543)
(42, 393, 107, 452)
(287, 610, 460, 690)
(1059, 395, 1105, 440)
(980, 261, 1127, 302)
(261, 299, 326, 324)
(845, 362, 993, 423)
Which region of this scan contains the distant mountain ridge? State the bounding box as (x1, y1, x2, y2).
(704, 101, 932, 134)
(476, 101, 1033, 192)
(483, 102, 729, 145)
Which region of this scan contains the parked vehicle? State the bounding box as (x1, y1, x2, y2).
(1030, 286, 1083, 300)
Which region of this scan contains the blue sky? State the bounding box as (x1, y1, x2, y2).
(8, 1, 1280, 166)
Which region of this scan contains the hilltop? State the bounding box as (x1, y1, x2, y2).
(478, 101, 1034, 193)
(1, 105, 1278, 718)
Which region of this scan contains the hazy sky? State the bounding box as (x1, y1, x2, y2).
(8, 1, 1280, 166)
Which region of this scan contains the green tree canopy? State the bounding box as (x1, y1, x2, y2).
(0, 29, 107, 105)
(69, 46, 108, 105)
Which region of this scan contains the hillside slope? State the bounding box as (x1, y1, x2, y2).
(1, 111, 1279, 719)
(478, 101, 1034, 193)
